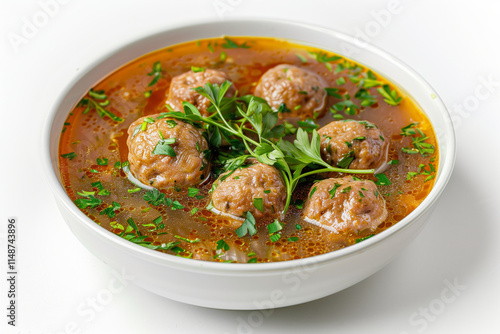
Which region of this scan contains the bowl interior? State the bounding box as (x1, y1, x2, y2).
(42, 19, 456, 273)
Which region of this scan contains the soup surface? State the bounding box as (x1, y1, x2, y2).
(58, 37, 438, 263)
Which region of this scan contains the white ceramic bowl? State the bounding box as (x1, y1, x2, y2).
(42, 19, 455, 310)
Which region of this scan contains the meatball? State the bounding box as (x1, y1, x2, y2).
(127, 114, 209, 189)
(254, 64, 327, 119)
(210, 162, 286, 221)
(318, 120, 388, 172)
(166, 69, 236, 116)
(303, 177, 387, 234)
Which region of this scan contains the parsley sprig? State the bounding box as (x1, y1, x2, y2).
(162, 81, 374, 215)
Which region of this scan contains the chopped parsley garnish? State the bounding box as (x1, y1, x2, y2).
(152, 135, 176, 157)
(309, 186, 318, 199)
(288, 237, 299, 242)
(336, 77, 346, 85)
(216, 239, 230, 251)
(270, 233, 281, 242)
(221, 37, 250, 49)
(143, 188, 167, 206)
(61, 152, 77, 160)
(77, 89, 123, 123)
(328, 183, 342, 198)
(235, 211, 257, 237)
(147, 61, 163, 87)
(324, 87, 343, 99)
(191, 66, 205, 73)
(308, 51, 341, 71)
(74, 194, 102, 209)
(355, 234, 375, 243)
(377, 84, 402, 106)
(354, 88, 377, 107)
(341, 186, 352, 193)
(267, 219, 283, 234)
(100, 201, 121, 218)
(165, 119, 177, 128)
(375, 173, 392, 186)
(297, 118, 319, 133)
(407, 171, 418, 180)
(337, 151, 355, 169)
(220, 51, 227, 62)
(188, 187, 200, 197)
(253, 198, 264, 212)
(296, 53, 307, 63)
(126, 218, 141, 236)
(174, 235, 200, 243)
(400, 123, 435, 157)
(96, 157, 108, 166)
(388, 159, 399, 165)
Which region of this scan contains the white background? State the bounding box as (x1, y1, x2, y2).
(1, 0, 500, 333)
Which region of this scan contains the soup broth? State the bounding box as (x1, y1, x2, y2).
(58, 37, 438, 263)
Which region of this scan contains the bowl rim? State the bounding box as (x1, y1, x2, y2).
(41, 18, 456, 274)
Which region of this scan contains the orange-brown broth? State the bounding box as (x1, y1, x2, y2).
(59, 37, 438, 263)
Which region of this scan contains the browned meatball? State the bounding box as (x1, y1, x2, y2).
(318, 120, 388, 172)
(210, 162, 286, 221)
(254, 64, 327, 119)
(303, 177, 387, 234)
(127, 114, 209, 189)
(166, 69, 236, 116)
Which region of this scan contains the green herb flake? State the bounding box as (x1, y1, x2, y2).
(328, 183, 342, 198)
(216, 239, 230, 251)
(297, 118, 319, 133)
(165, 120, 177, 128)
(171, 201, 185, 210)
(355, 234, 375, 243)
(270, 233, 281, 242)
(126, 218, 141, 236)
(96, 157, 108, 166)
(188, 187, 200, 197)
(191, 66, 205, 73)
(341, 186, 352, 194)
(377, 84, 402, 106)
(336, 77, 346, 85)
(337, 151, 355, 169)
(100, 201, 121, 218)
(296, 53, 307, 63)
(235, 211, 257, 238)
(309, 186, 318, 199)
(220, 51, 227, 62)
(174, 235, 200, 243)
(221, 37, 250, 49)
(61, 152, 77, 160)
(375, 173, 392, 186)
(147, 61, 163, 87)
(407, 171, 418, 180)
(388, 159, 399, 165)
(253, 197, 264, 212)
(288, 237, 299, 242)
(324, 87, 343, 99)
(128, 188, 141, 194)
(152, 138, 176, 156)
(267, 219, 284, 234)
